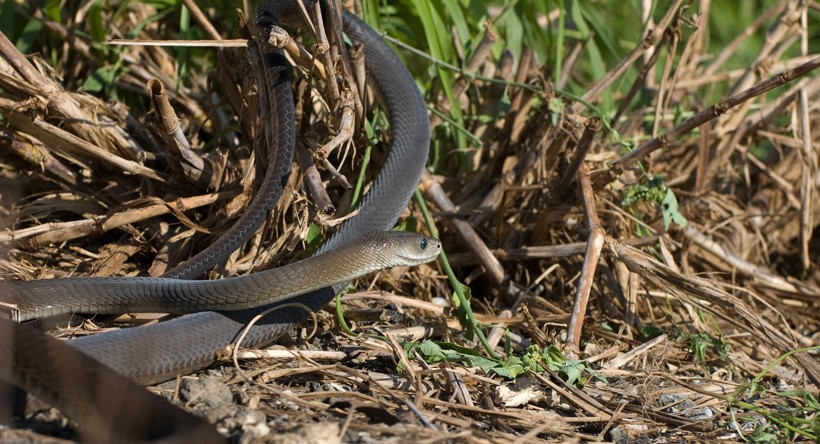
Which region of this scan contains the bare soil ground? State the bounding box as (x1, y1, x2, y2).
(0, 1, 817, 443)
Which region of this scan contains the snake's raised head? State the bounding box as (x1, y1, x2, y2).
(361, 231, 441, 267)
(396, 232, 442, 266)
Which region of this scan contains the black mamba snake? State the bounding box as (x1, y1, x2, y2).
(0, 1, 430, 441)
(1, 231, 440, 322)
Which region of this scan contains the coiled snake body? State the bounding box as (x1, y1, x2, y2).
(0, 1, 430, 442)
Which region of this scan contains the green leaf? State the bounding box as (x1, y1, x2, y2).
(661, 187, 688, 230)
(687, 332, 729, 363)
(561, 360, 584, 386)
(82, 64, 119, 95)
(490, 356, 526, 379)
(439, 1, 469, 46)
(621, 176, 687, 232)
(748, 423, 781, 443)
(394, 214, 417, 232)
(548, 97, 563, 127)
(458, 353, 502, 372)
(14, 18, 43, 55)
(403, 340, 599, 386)
(87, 1, 106, 43)
(541, 345, 566, 368)
(451, 281, 475, 338)
(305, 223, 323, 247)
(417, 340, 446, 362)
(489, 366, 516, 379)
(43, 0, 62, 22)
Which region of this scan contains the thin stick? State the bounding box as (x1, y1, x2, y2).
(566, 163, 605, 350)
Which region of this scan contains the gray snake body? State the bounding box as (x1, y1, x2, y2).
(2, 231, 439, 322)
(0, 0, 430, 441)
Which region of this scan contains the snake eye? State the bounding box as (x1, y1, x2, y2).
(419, 237, 428, 250)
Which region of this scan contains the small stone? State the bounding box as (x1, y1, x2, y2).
(235, 406, 270, 442)
(179, 377, 233, 408)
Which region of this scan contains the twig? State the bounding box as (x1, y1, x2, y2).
(314, 92, 355, 160)
(420, 171, 506, 287)
(0, 130, 78, 186)
(0, 108, 165, 182)
(474, 49, 514, 145)
(565, 163, 606, 350)
(4, 191, 236, 246)
(446, 237, 658, 266)
(554, 117, 601, 200)
(311, 0, 340, 108)
(0, 28, 140, 159)
(796, 5, 815, 273)
(179, 0, 221, 41)
(683, 225, 819, 297)
(295, 142, 335, 218)
(146, 79, 212, 188)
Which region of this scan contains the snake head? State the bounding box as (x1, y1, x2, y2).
(399, 232, 442, 266)
(360, 231, 441, 267)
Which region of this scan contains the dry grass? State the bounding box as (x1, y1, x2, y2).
(0, 1, 818, 443)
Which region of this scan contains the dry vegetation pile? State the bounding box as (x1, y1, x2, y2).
(0, 1, 817, 443)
